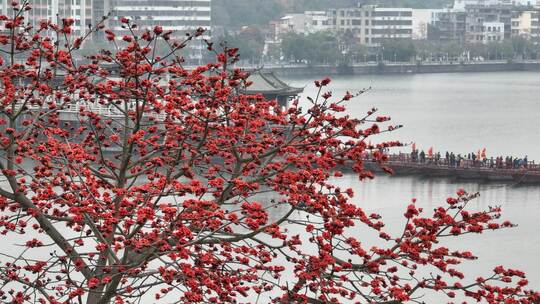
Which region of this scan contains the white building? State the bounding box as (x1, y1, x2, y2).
(2, 0, 211, 60)
(305, 11, 332, 33)
(277, 14, 308, 35)
(483, 21, 505, 42)
(369, 7, 414, 45)
(111, 0, 211, 39)
(328, 6, 413, 46)
(276, 11, 331, 37)
(4, 0, 94, 37)
(108, 0, 211, 61)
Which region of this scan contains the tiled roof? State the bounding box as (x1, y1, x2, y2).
(244, 70, 304, 96)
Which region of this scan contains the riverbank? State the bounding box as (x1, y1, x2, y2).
(245, 61, 540, 77)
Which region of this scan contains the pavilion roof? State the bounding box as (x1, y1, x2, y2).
(244, 70, 304, 96)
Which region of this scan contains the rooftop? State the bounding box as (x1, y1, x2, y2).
(244, 70, 304, 96)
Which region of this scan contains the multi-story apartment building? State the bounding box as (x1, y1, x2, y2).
(305, 11, 332, 34)
(109, 0, 211, 61)
(269, 0, 540, 49)
(3, 0, 83, 36)
(328, 5, 413, 46)
(369, 7, 413, 44)
(465, 4, 513, 43)
(431, 10, 467, 42)
(511, 9, 540, 39)
(110, 0, 211, 39)
(276, 11, 331, 37)
(277, 14, 308, 36)
(3, 0, 211, 44)
(0, 0, 110, 38)
(482, 21, 505, 42)
(329, 6, 364, 35)
(429, 2, 540, 44)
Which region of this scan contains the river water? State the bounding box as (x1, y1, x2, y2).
(281, 72, 540, 298)
(286, 71, 540, 159)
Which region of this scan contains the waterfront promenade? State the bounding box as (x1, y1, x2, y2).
(224, 60, 540, 76)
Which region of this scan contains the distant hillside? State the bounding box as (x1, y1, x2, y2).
(212, 0, 453, 27)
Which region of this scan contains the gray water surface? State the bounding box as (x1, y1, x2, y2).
(283, 72, 540, 293)
(286, 71, 540, 159)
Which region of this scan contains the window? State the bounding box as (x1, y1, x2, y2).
(372, 20, 412, 26)
(373, 11, 400, 17)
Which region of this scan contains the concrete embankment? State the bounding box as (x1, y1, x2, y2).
(264, 61, 540, 77)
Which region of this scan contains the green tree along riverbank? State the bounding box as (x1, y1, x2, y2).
(281, 32, 341, 65)
(224, 34, 540, 67)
